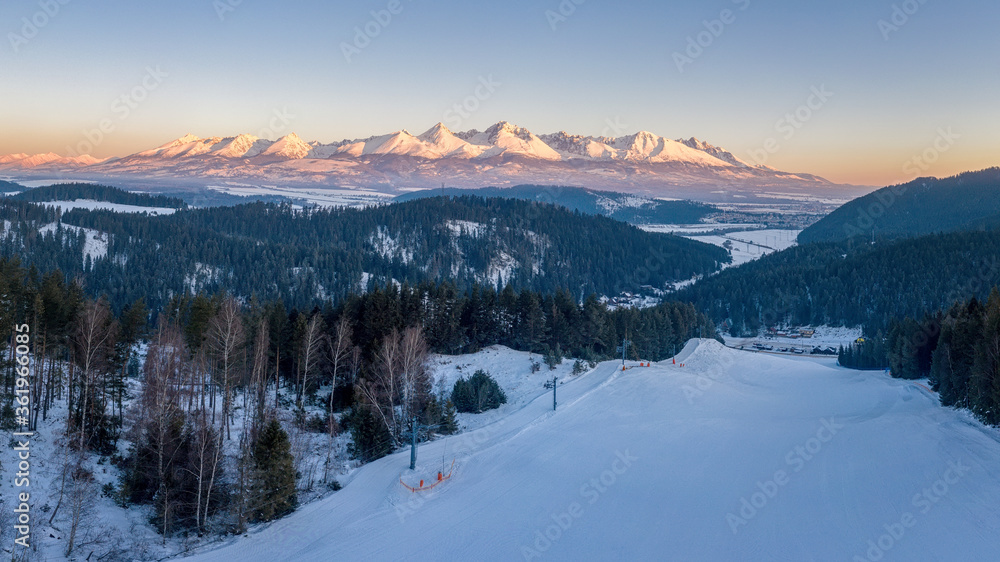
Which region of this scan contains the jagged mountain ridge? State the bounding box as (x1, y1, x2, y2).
(0, 121, 865, 199)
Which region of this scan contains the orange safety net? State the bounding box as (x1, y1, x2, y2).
(400, 460, 456, 493)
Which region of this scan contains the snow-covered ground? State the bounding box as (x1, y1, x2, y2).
(206, 184, 393, 209)
(687, 229, 800, 268)
(427, 346, 587, 433)
(38, 199, 178, 215)
(182, 340, 1000, 561)
(38, 222, 109, 263)
(725, 326, 864, 353)
(640, 223, 765, 235)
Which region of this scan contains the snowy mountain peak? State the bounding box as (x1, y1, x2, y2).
(484, 121, 532, 142)
(166, 133, 201, 147)
(0, 122, 849, 197)
(463, 121, 561, 160)
(420, 122, 453, 138)
(260, 132, 312, 159)
(0, 153, 30, 164)
(212, 134, 267, 158)
(677, 137, 752, 168)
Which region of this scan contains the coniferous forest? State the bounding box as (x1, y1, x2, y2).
(0, 185, 720, 551)
(839, 289, 1000, 426)
(4, 177, 1000, 555)
(0, 189, 730, 312)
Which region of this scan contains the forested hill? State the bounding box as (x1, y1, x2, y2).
(9, 182, 187, 208)
(0, 195, 729, 311)
(798, 168, 1000, 244)
(395, 185, 716, 225)
(0, 179, 25, 192)
(678, 228, 1000, 334)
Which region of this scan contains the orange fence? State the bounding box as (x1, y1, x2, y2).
(400, 460, 456, 493)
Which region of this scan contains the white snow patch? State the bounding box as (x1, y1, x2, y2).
(443, 219, 488, 238)
(39, 222, 109, 263)
(686, 229, 800, 268)
(40, 199, 177, 215)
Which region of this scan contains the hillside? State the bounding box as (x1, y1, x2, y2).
(395, 185, 716, 225)
(0, 179, 25, 192)
(0, 195, 730, 311)
(8, 182, 187, 208)
(678, 228, 1000, 333)
(799, 168, 1000, 243)
(184, 340, 1000, 560)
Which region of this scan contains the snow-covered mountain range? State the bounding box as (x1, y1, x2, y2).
(0, 122, 865, 199)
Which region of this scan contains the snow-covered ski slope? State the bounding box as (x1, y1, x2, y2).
(185, 340, 1000, 561)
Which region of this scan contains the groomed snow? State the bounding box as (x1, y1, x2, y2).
(182, 340, 1000, 561)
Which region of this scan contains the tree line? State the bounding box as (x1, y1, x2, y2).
(0, 192, 730, 313)
(10, 182, 187, 208)
(679, 228, 1000, 334)
(0, 256, 716, 548)
(839, 288, 1000, 426)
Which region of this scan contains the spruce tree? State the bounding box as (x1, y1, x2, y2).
(440, 399, 459, 435)
(251, 419, 298, 522)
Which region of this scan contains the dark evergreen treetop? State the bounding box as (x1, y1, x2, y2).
(799, 168, 1000, 244)
(679, 228, 1000, 334)
(395, 184, 717, 225)
(9, 182, 187, 209)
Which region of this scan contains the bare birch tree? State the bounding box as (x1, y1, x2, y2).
(206, 298, 245, 440)
(297, 313, 326, 410)
(72, 297, 117, 452)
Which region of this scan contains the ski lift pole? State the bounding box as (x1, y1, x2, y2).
(410, 416, 418, 470)
(618, 338, 631, 369)
(553, 376, 557, 411)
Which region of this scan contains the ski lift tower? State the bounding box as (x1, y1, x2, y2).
(407, 416, 445, 471)
(617, 339, 631, 368)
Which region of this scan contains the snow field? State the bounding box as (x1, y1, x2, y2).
(39, 199, 178, 215)
(184, 340, 1000, 560)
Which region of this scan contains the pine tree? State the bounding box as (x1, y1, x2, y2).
(251, 419, 298, 522)
(439, 399, 459, 435)
(347, 404, 393, 462)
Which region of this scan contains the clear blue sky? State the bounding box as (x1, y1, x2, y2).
(2, 0, 997, 185)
